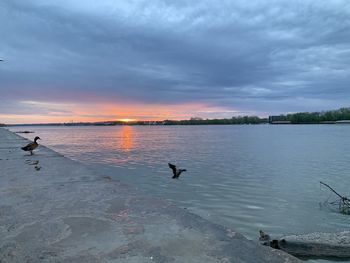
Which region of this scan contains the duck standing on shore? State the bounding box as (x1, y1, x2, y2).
(21, 136, 41, 155)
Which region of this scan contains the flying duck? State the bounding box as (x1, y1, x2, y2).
(21, 136, 41, 155)
(168, 163, 187, 179)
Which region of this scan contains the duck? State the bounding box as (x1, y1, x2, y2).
(168, 163, 187, 179)
(21, 136, 41, 155)
(259, 230, 271, 245)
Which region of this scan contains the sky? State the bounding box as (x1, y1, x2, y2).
(1, 0, 350, 124)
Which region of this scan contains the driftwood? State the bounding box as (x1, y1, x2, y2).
(320, 181, 350, 214)
(259, 230, 350, 258)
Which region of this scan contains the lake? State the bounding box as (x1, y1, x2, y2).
(11, 125, 350, 260)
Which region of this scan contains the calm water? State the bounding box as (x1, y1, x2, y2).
(11, 125, 350, 253)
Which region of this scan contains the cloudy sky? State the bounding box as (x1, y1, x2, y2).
(1, 0, 350, 123)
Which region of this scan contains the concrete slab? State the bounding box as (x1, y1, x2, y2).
(0, 128, 300, 262)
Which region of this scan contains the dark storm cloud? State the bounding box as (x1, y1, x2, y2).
(1, 0, 350, 116)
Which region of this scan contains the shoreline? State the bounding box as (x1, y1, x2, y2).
(0, 128, 299, 262)
(6, 122, 350, 127)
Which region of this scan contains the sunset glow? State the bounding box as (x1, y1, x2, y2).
(0, 100, 244, 124)
(117, 118, 137, 123)
(1, 1, 349, 124)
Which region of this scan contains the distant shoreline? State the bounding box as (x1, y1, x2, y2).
(6, 121, 350, 127)
(3, 107, 350, 126)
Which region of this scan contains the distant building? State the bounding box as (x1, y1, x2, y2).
(335, 120, 350, 124)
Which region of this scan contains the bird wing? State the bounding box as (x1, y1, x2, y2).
(168, 163, 177, 176)
(21, 142, 35, 151)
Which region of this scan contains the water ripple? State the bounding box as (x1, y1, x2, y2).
(11, 125, 350, 247)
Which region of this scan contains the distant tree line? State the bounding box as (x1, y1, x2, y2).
(270, 107, 350, 124)
(6, 107, 349, 126)
(163, 116, 267, 125)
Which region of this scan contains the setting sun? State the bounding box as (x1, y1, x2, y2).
(117, 118, 137, 123)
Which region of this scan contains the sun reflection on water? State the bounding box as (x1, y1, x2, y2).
(119, 125, 133, 152)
